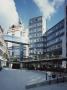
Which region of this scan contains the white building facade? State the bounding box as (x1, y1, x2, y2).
(8, 22, 29, 61)
(0, 26, 8, 67)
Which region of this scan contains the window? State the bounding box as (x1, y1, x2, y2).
(38, 17, 42, 21)
(0, 41, 3, 46)
(37, 22, 42, 27)
(0, 49, 3, 56)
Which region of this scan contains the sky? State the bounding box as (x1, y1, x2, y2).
(0, 0, 65, 33)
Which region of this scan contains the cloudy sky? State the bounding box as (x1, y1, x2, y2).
(0, 0, 65, 33)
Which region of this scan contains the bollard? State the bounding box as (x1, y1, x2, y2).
(62, 76, 65, 82)
(49, 76, 51, 84)
(0, 67, 2, 71)
(56, 76, 58, 83)
(46, 72, 48, 80)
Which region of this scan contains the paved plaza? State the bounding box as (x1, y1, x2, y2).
(0, 68, 67, 90)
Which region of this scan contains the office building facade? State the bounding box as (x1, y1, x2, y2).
(44, 19, 64, 57)
(43, 1, 67, 58)
(29, 16, 43, 58)
(29, 1, 67, 62)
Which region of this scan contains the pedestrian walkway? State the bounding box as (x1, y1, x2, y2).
(0, 68, 67, 90)
(26, 75, 67, 89)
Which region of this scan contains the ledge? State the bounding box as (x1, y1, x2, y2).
(25, 76, 67, 89)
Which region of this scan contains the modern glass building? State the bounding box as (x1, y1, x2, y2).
(44, 19, 64, 57)
(29, 1, 67, 67)
(43, 0, 67, 58)
(29, 16, 43, 58)
(43, 0, 67, 68)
